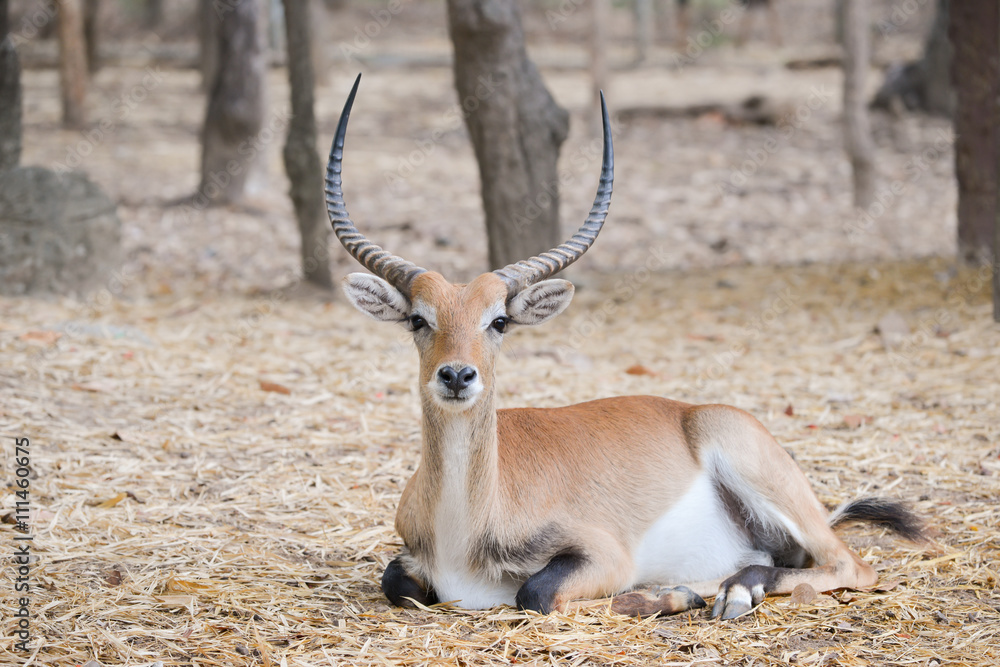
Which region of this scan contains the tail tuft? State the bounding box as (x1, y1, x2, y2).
(829, 497, 926, 543)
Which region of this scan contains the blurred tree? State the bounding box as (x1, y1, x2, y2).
(673, 0, 690, 50)
(737, 0, 781, 48)
(590, 0, 608, 128)
(949, 1, 998, 266)
(199, 0, 220, 92)
(280, 0, 331, 289)
(142, 0, 164, 29)
(0, 0, 22, 172)
(634, 0, 652, 63)
(842, 0, 875, 209)
(445, 0, 570, 271)
(872, 0, 952, 115)
(57, 0, 87, 129)
(199, 0, 266, 205)
(83, 0, 100, 73)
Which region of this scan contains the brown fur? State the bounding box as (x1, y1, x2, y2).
(364, 270, 896, 614)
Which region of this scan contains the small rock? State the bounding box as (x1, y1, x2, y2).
(843, 414, 873, 429)
(876, 311, 910, 348)
(791, 582, 817, 604)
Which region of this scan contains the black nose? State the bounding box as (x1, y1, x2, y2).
(438, 365, 477, 394)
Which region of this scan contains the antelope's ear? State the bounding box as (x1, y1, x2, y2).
(342, 273, 411, 322)
(507, 279, 575, 326)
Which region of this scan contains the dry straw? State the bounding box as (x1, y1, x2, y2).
(1, 259, 998, 665)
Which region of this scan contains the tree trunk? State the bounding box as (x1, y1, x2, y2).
(199, 0, 221, 92)
(995, 113, 999, 321)
(1, 0, 22, 172)
(199, 0, 265, 206)
(873, 0, 952, 116)
(445, 0, 570, 271)
(950, 1, 999, 264)
(83, 0, 100, 73)
(281, 0, 331, 289)
(633, 0, 653, 64)
(842, 0, 875, 209)
(57, 0, 88, 129)
(142, 0, 164, 29)
(590, 0, 609, 129)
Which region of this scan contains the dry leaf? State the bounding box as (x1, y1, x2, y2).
(19, 330, 62, 346)
(784, 404, 795, 416)
(155, 595, 197, 610)
(260, 380, 291, 394)
(625, 364, 656, 376)
(166, 577, 214, 594)
(105, 569, 122, 587)
(843, 414, 873, 429)
(877, 311, 910, 348)
(72, 380, 118, 393)
(872, 579, 901, 592)
(96, 492, 128, 509)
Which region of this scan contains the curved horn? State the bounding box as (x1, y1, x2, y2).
(326, 74, 426, 295)
(493, 92, 614, 299)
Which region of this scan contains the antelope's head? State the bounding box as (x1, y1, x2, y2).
(328, 75, 613, 414)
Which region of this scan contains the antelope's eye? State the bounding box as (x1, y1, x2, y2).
(491, 317, 508, 334)
(409, 315, 427, 331)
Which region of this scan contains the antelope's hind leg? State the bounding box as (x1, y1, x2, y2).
(382, 555, 438, 608)
(692, 406, 883, 619)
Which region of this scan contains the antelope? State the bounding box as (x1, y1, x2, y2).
(326, 74, 923, 619)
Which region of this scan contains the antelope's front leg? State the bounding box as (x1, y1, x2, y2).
(382, 555, 438, 608)
(515, 540, 705, 616)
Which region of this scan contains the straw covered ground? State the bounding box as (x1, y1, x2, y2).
(2, 258, 999, 666)
(2, 2, 999, 661)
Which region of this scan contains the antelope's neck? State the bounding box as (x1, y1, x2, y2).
(420, 389, 500, 513)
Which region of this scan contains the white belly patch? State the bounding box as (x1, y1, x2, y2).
(632, 472, 759, 586)
(430, 503, 520, 608)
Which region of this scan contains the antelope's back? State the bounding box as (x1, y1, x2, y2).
(495, 396, 704, 532)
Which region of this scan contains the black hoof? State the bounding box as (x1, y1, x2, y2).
(382, 557, 437, 608)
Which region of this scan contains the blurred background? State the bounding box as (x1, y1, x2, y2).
(1, 0, 993, 305)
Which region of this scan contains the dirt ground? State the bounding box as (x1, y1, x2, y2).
(2, 1, 999, 665)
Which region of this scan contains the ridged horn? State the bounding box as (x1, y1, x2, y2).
(326, 73, 426, 295)
(493, 91, 614, 299)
